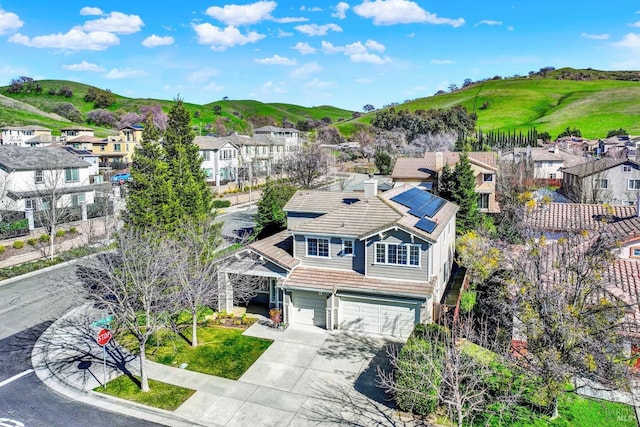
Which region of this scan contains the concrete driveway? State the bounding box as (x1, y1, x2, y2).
(174, 323, 406, 426)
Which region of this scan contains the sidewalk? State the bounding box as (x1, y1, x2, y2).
(32, 304, 402, 426)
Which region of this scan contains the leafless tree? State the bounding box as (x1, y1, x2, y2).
(377, 316, 524, 426)
(410, 131, 458, 154)
(79, 229, 177, 392)
(283, 141, 329, 188)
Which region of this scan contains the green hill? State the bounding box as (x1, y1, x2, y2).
(0, 79, 353, 137)
(336, 68, 640, 139)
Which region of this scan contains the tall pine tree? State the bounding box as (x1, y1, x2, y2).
(451, 152, 481, 233)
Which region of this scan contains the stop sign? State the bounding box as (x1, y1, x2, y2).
(96, 329, 112, 346)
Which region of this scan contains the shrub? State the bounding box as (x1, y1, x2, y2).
(0, 245, 6, 255)
(38, 234, 50, 243)
(212, 199, 231, 209)
(459, 289, 477, 314)
(68, 227, 78, 234)
(12, 240, 24, 249)
(26, 238, 37, 246)
(55, 229, 66, 238)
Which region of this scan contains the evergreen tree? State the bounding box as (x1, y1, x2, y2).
(374, 150, 393, 175)
(451, 153, 481, 233)
(254, 178, 297, 238)
(437, 163, 456, 202)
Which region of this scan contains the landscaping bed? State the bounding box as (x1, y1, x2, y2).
(93, 375, 195, 411)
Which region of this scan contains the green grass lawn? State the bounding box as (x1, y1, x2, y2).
(93, 375, 195, 411)
(140, 326, 272, 380)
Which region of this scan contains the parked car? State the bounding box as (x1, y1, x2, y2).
(110, 172, 130, 183)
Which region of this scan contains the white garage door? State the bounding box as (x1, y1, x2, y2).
(340, 297, 417, 338)
(292, 291, 327, 327)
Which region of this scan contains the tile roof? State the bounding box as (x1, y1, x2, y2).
(392, 157, 437, 180)
(561, 158, 639, 178)
(253, 126, 299, 133)
(1, 125, 51, 131)
(67, 136, 105, 143)
(526, 202, 637, 232)
(0, 146, 90, 170)
(193, 135, 239, 150)
(284, 266, 434, 299)
(284, 190, 363, 214)
(248, 231, 299, 270)
(392, 151, 497, 180)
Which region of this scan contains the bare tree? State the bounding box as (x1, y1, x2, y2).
(80, 229, 177, 392)
(283, 142, 329, 188)
(410, 131, 458, 153)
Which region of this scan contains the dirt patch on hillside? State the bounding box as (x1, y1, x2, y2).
(0, 93, 70, 122)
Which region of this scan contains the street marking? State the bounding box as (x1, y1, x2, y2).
(0, 369, 33, 388)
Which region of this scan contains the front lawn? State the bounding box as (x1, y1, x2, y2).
(94, 375, 195, 411)
(124, 326, 272, 380)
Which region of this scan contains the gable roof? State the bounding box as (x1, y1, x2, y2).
(0, 146, 90, 171)
(193, 135, 238, 151)
(284, 190, 362, 214)
(248, 230, 299, 271)
(392, 151, 497, 180)
(560, 158, 639, 178)
(253, 126, 299, 133)
(1, 125, 51, 132)
(526, 203, 636, 232)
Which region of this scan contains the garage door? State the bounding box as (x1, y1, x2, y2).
(292, 291, 327, 327)
(340, 297, 417, 338)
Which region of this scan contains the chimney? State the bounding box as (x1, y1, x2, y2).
(435, 152, 444, 170)
(364, 177, 378, 198)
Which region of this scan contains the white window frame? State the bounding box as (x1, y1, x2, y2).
(342, 239, 354, 256)
(594, 178, 608, 190)
(623, 165, 633, 173)
(549, 173, 557, 179)
(24, 199, 37, 210)
(628, 179, 640, 190)
(306, 237, 330, 258)
(478, 193, 490, 210)
(34, 169, 43, 184)
(374, 242, 420, 267)
(71, 193, 86, 207)
(65, 168, 79, 183)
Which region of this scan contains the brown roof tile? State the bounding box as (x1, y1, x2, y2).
(249, 231, 299, 270)
(284, 190, 363, 214)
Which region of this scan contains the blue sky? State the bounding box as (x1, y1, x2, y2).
(0, 1, 639, 111)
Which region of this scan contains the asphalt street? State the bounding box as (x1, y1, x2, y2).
(0, 263, 162, 427)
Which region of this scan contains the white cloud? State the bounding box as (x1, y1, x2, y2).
(103, 68, 147, 79)
(277, 29, 293, 37)
(300, 6, 323, 12)
(332, 2, 350, 19)
(321, 41, 343, 54)
(0, 8, 23, 35)
(350, 52, 390, 64)
(474, 20, 502, 27)
(261, 80, 288, 94)
(353, 0, 464, 27)
(292, 41, 316, 54)
(203, 81, 224, 92)
(305, 78, 336, 89)
(186, 68, 219, 83)
(9, 29, 119, 51)
(365, 39, 385, 52)
(255, 54, 298, 65)
(295, 23, 342, 36)
(614, 33, 640, 49)
(289, 62, 322, 79)
(193, 23, 265, 50)
(80, 7, 103, 16)
(272, 16, 309, 23)
(581, 32, 609, 40)
(81, 11, 144, 35)
(630, 21, 640, 28)
(205, 1, 276, 26)
(321, 39, 389, 63)
(142, 34, 175, 47)
(507, 26, 514, 31)
(62, 61, 105, 72)
(431, 59, 454, 64)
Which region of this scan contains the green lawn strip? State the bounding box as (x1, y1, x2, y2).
(121, 326, 272, 380)
(546, 393, 637, 427)
(93, 374, 195, 411)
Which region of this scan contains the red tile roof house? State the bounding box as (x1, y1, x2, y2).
(220, 179, 459, 339)
(520, 202, 640, 361)
(392, 151, 499, 213)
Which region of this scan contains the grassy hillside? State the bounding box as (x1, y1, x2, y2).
(336, 69, 640, 139)
(0, 79, 352, 137)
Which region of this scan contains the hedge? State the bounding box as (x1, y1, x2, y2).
(212, 200, 231, 209)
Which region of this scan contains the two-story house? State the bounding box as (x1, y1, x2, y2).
(392, 151, 499, 213)
(227, 134, 287, 176)
(501, 146, 586, 181)
(253, 126, 302, 154)
(0, 126, 53, 147)
(0, 146, 97, 212)
(194, 136, 239, 186)
(561, 158, 640, 205)
(222, 180, 458, 338)
(60, 126, 95, 142)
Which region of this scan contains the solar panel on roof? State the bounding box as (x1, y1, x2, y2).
(390, 186, 425, 207)
(408, 195, 446, 218)
(415, 217, 438, 233)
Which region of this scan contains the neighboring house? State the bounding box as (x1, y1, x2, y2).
(235, 136, 286, 176)
(60, 126, 95, 142)
(0, 126, 53, 147)
(253, 126, 302, 153)
(0, 146, 96, 212)
(194, 136, 239, 186)
(222, 180, 458, 338)
(560, 158, 640, 205)
(65, 135, 104, 152)
(392, 151, 499, 213)
(501, 146, 586, 180)
(59, 146, 101, 180)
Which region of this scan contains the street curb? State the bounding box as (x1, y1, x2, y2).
(0, 257, 83, 288)
(31, 304, 209, 427)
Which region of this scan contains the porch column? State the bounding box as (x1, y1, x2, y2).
(218, 271, 234, 313)
(282, 292, 291, 325)
(25, 208, 34, 231)
(81, 202, 87, 222)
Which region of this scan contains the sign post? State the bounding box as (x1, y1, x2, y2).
(96, 329, 112, 389)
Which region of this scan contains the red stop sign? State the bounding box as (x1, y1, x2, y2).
(96, 329, 112, 346)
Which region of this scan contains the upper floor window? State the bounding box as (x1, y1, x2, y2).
(65, 168, 79, 183)
(549, 173, 557, 179)
(374, 242, 420, 267)
(629, 179, 640, 190)
(594, 178, 608, 190)
(623, 165, 633, 173)
(483, 173, 493, 182)
(306, 237, 330, 258)
(114, 143, 121, 152)
(631, 247, 640, 258)
(342, 239, 354, 256)
(478, 193, 490, 210)
(34, 169, 43, 184)
(24, 199, 37, 210)
(201, 151, 210, 161)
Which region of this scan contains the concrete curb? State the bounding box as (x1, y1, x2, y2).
(31, 304, 208, 427)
